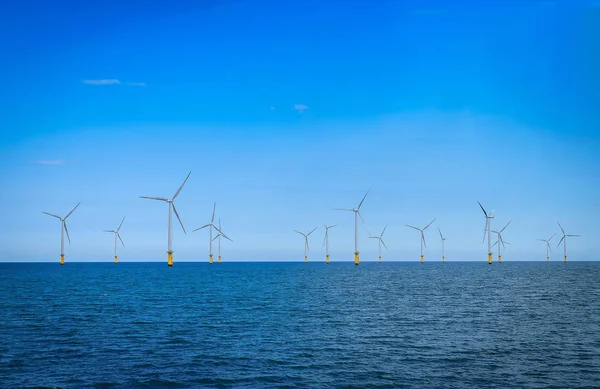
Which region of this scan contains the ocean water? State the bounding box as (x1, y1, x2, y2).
(1, 261, 599, 389)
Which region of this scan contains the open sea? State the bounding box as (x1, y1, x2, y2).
(1, 261, 599, 389)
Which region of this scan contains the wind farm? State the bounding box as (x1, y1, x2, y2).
(406, 218, 436, 263)
(193, 203, 228, 264)
(43, 202, 81, 265)
(139, 171, 191, 266)
(103, 217, 125, 264)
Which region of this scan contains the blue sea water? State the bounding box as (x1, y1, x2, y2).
(1, 261, 599, 389)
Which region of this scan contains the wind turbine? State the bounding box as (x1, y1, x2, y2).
(194, 202, 229, 264)
(334, 187, 371, 265)
(140, 171, 191, 266)
(406, 219, 435, 262)
(491, 221, 511, 263)
(438, 228, 446, 263)
(478, 201, 496, 264)
(43, 202, 81, 265)
(323, 224, 337, 263)
(103, 217, 125, 264)
(537, 233, 555, 262)
(369, 225, 388, 262)
(557, 222, 580, 262)
(294, 227, 317, 262)
(212, 219, 233, 263)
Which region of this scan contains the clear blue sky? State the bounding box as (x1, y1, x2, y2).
(1, 0, 598, 262)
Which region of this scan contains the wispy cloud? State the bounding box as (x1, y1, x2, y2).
(82, 79, 146, 86)
(31, 159, 66, 165)
(294, 104, 309, 113)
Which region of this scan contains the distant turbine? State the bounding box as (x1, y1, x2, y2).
(478, 201, 496, 264)
(406, 218, 436, 263)
(194, 202, 229, 264)
(438, 228, 446, 263)
(294, 227, 317, 262)
(323, 224, 337, 263)
(491, 221, 511, 263)
(557, 222, 580, 262)
(212, 219, 233, 263)
(334, 187, 371, 265)
(537, 233, 555, 262)
(140, 171, 191, 266)
(43, 202, 81, 265)
(103, 217, 125, 264)
(369, 225, 388, 262)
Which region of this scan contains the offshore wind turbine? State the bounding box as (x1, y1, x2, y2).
(334, 187, 371, 265)
(212, 219, 233, 263)
(406, 218, 436, 263)
(323, 224, 337, 263)
(43, 202, 81, 265)
(537, 233, 555, 262)
(491, 221, 511, 263)
(557, 222, 580, 262)
(478, 201, 496, 264)
(369, 225, 388, 262)
(438, 228, 446, 263)
(294, 227, 317, 262)
(103, 217, 125, 264)
(194, 202, 228, 264)
(140, 171, 191, 266)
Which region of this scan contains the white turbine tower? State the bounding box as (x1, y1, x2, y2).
(294, 227, 317, 262)
(438, 228, 446, 263)
(212, 219, 233, 263)
(491, 221, 511, 263)
(369, 225, 388, 262)
(537, 233, 555, 262)
(406, 218, 436, 263)
(557, 222, 580, 262)
(43, 202, 81, 265)
(103, 217, 125, 264)
(140, 171, 191, 266)
(323, 224, 337, 263)
(334, 187, 371, 265)
(194, 202, 229, 264)
(478, 201, 496, 264)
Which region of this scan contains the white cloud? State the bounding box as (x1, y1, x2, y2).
(82, 79, 122, 85)
(294, 104, 309, 113)
(125, 81, 147, 87)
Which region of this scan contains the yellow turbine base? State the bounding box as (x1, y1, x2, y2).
(488, 253, 492, 264)
(168, 252, 173, 267)
(210, 254, 213, 264)
(354, 252, 359, 266)
(547, 257, 550, 262)
(60, 254, 64, 265)
(378, 256, 382, 263)
(326, 255, 330, 264)
(114, 256, 118, 264)
(564, 256, 568, 263)
(304, 256, 308, 263)
(218, 256, 222, 263)
(442, 256, 445, 263)
(498, 255, 502, 263)
(420, 255, 424, 263)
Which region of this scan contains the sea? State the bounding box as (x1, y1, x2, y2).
(1, 261, 599, 389)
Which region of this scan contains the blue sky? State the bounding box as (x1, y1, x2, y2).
(1, 0, 598, 262)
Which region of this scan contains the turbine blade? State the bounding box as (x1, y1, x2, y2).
(357, 186, 371, 210)
(381, 238, 388, 250)
(406, 224, 419, 231)
(423, 218, 436, 231)
(305, 237, 310, 252)
(492, 240, 498, 248)
(64, 202, 81, 219)
(103, 230, 114, 233)
(219, 218, 222, 231)
(557, 222, 565, 235)
(117, 233, 125, 247)
(43, 212, 61, 219)
(223, 235, 234, 242)
(193, 224, 210, 232)
(211, 202, 216, 223)
(64, 221, 71, 244)
(500, 220, 511, 233)
(117, 217, 125, 232)
(478, 201, 488, 217)
(139, 196, 168, 201)
(557, 236, 565, 247)
(333, 208, 353, 212)
(438, 228, 444, 240)
(567, 234, 580, 237)
(358, 211, 371, 236)
(381, 225, 387, 237)
(213, 224, 224, 236)
(421, 232, 427, 249)
(549, 233, 555, 242)
(294, 229, 303, 235)
(307, 227, 317, 236)
(172, 203, 186, 234)
(172, 171, 192, 200)
(212, 234, 221, 241)
(548, 243, 552, 252)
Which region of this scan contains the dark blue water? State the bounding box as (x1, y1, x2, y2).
(1, 262, 599, 389)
